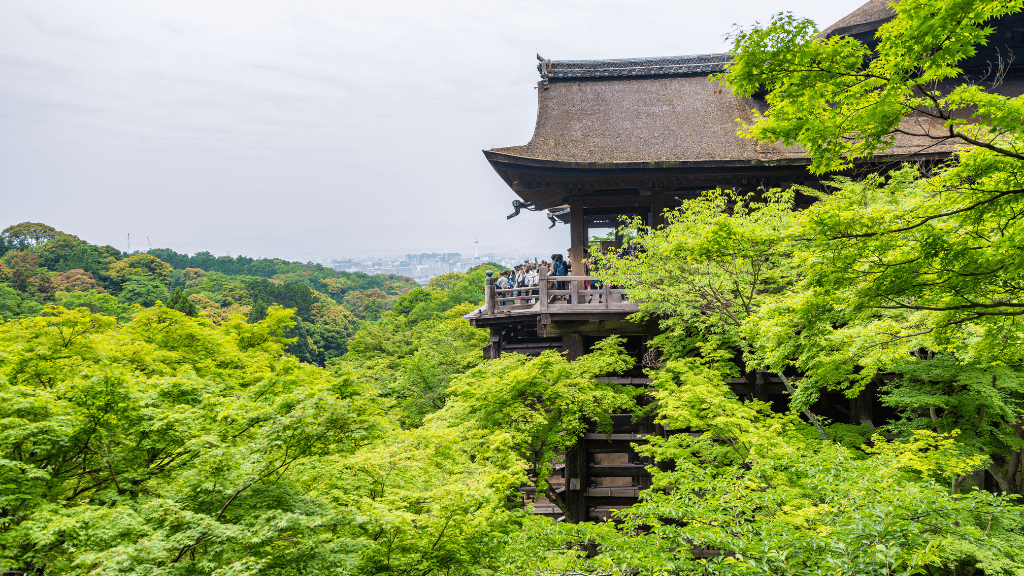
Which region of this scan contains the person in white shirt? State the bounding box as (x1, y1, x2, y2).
(496, 270, 511, 305)
(525, 266, 539, 301)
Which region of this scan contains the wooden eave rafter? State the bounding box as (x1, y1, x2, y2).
(484, 149, 954, 212)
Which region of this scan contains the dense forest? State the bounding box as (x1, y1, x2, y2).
(4, 0, 1024, 574)
(0, 223, 419, 364)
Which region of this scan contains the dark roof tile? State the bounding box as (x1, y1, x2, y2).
(537, 53, 731, 80)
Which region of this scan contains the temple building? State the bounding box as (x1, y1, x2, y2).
(467, 0, 1024, 523)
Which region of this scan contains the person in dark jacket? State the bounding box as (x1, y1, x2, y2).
(551, 254, 569, 295)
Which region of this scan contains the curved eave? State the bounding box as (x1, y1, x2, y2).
(484, 148, 955, 172)
(483, 148, 955, 211)
(482, 149, 813, 172)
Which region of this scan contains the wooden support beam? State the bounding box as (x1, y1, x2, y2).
(576, 194, 652, 208)
(541, 320, 655, 337)
(589, 464, 651, 477)
(562, 330, 589, 523)
(596, 377, 654, 385)
(650, 194, 666, 229)
(585, 440, 643, 453)
(586, 496, 639, 507)
(754, 370, 769, 403)
(564, 440, 588, 523)
(587, 486, 640, 498)
(484, 270, 496, 315)
(851, 379, 875, 427)
(538, 266, 549, 311)
(569, 195, 587, 276)
(584, 433, 652, 441)
(562, 334, 585, 361)
(489, 327, 502, 359)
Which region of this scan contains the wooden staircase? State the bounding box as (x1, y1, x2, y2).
(521, 405, 662, 523)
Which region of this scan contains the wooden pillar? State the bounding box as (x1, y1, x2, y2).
(489, 327, 502, 359)
(562, 334, 585, 361)
(563, 332, 588, 522)
(484, 270, 496, 315)
(564, 440, 588, 522)
(650, 194, 666, 230)
(569, 195, 587, 276)
(538, 266, 549, 311)
(754, 370, 769, 403)
(851, 379, 875, 427)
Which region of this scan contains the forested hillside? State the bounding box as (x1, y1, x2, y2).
(0, 222, 418, 364)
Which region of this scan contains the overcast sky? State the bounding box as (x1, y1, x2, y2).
(0, 0, 865, 261)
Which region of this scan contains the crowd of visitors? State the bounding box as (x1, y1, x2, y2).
(494, 252, 605, 306)
(487, 241, 641, 309)
(494, 261, 544, 305)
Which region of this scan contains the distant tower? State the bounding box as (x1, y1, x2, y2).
(474, 239, 479, 259)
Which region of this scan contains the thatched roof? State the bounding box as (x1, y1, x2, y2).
(821, 0, 895, 38)
(490, 70, 954, 165)
(485, 0, 987, 169)
(493, 75, 803, 164)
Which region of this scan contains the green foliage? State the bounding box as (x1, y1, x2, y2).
(881, 354, 1024, 493)
(117, 276, 169, 308)
(342, 288, 388, 321)
(595, 188, 796, 358)
(425, 271, 463, 292)
(167, 288, 199, 317)
(433, 337, 638, 513)
(148, 247, 417, 297)
(720, 0, 1024, 174)
(1, 251, 56, 305)
(389, 264, 505, 324)
(508, 365, 1023, 576)
(340, 298, 490, 427)
(242, 278, 315, 320)
(108, 253, 174, 287)
(59, 291, 130, 321)
(315, 425, 525, 575)
(0, 284, 43, 320)
(0, 305, 384, 574)
(0, 222, 62, 256)
(385, 303, 488, 426)
(0, 221, 416, 364)
(392, 286, 434, 316)
(697, 0, 1024, 495)
(247, 298, 268, 323)
(825, 422, 874, 451)
(0, 296, 547, 575)
(36, 233, 120, 280)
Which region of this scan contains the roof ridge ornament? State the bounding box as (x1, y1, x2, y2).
(537, 53, 732, 80)
(537, 53, 550, 84)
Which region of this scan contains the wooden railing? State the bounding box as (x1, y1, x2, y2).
(482, 266, 636, 316)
